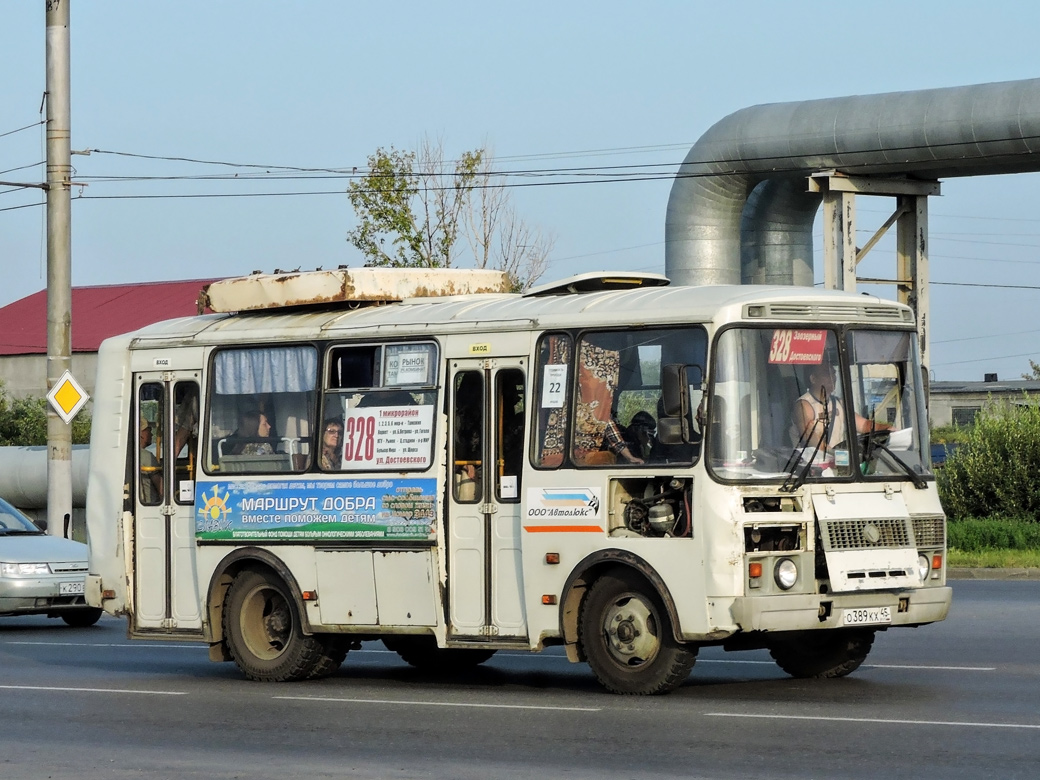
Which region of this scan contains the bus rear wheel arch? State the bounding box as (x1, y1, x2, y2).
(579, 567, 697, 695)
(222, 568, 346, 682)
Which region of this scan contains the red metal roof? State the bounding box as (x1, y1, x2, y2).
(0, 279, 219, 355)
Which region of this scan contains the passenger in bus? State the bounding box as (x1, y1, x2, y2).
(228, 409, 275, 455)
(319, 419, 343, 470)
(139, 418, 161, 503)
(790, 361, 889, 459)
(623, 411, 657, 461)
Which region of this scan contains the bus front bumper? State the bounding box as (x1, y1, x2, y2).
(729, 586, 952, 633)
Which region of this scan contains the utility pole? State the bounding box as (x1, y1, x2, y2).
(45, 0, 73, 537)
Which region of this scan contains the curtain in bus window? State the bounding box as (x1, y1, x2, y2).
(535, 334, 572, 467)
(573, 338, 622, 466)
(214, 347, 317, 394)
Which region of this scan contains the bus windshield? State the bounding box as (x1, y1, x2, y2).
(709, 326, 930, 483)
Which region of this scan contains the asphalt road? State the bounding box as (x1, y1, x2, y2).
(1, 580, 1037, 780)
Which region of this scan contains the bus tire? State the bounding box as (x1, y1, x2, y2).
(579, 569, 696, 695)
(307, 636, 350, 680)
(768, 628, 875, 679)
(60, 607, 103, 628)
(383, 636, 495, 672)
(223, 569, 332, 682)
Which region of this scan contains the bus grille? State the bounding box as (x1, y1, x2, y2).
(751, 303, 910, 323)
(822, 518, 911, 550)
(912, 515, 946, 547)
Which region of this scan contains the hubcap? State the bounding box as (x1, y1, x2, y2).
(240, 584, 292, 660)
(602, 594, 660, 667)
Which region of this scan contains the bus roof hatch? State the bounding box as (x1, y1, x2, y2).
(523, 271, 670, 297)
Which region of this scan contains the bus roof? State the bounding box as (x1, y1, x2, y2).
(121, 278, 914, 350)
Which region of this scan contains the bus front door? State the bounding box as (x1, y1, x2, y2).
(447, 359, 528, 641)
(133, 372, 202, 633)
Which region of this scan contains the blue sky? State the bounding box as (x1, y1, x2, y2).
(2, 1, 1040, 381)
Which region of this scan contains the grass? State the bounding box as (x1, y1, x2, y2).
(947, 548, 1040, 569)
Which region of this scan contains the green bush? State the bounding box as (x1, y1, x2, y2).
(0, 381, 91, 446)
(948, 518, 1040, 551)
(937, 396, 1040, 521)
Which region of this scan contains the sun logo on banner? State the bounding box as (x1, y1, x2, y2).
(196, 486, 231, 532)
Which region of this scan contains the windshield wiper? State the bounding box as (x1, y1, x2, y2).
(859, 427, 927, 489)
(875, 440, 927, 489)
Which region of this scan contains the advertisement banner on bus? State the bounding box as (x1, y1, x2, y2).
(194, 478, 436, 541)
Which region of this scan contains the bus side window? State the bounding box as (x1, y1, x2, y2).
(172, 381, 199, 504)
(453, 371, 482, 503)
(496, 368, 525, 501)
(533, 333, 572, 468)
(138, 383, 163, 506)
(204, 345, 317, 475)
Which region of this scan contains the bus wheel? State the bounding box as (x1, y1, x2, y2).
(579, 569, 696, 695)
(383, 636, 496, 672)
(768, 629, 876, 678)
(61, 607, 102, 628)
(223, 569, 332, 682)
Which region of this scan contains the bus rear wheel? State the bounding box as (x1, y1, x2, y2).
(768, 628, 876, 678)
(579, 569, 696, 695)
(223, 569, 342, 682)
(383, 636, 496, 672)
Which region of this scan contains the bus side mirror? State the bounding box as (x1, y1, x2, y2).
(660, 363, 703, 445)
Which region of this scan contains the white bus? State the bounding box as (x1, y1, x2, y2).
(85, 268, 951, 695)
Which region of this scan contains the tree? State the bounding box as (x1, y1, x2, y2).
(1022, 359, 1040, 381)
(464, 150, 553, 291)
(347, 138, 552, 290)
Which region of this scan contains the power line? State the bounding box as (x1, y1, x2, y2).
(0, 201, 44, 213)
(933, 350, 1040, 367)
(932, 280, 1040, 291)
(0, 120, 46, 141)
(934, 327, 1040, 345)
(0, 161, 45, 177)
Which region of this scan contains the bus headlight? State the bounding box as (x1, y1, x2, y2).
(918, 554, 930, 582)
(774, 558, 798, 590)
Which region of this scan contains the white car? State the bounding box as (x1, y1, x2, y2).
(0, 496, 101, 627)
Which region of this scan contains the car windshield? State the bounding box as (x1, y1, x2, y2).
(0, 498, 43, 535)
(708, 326, 930, 484)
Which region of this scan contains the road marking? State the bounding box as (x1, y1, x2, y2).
(866, 663, 996, 671)
(706, 713, 1040, 730)
(2, 641, 204, 649)
(274, 696, 600, 712)
(493, 654, 995, 672)
(697, 659, 995, 672)
(0, 684, 185, 696)
(4, 643, 997, 673)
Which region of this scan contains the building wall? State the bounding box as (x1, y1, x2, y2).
(0, 353, 98, 401)
(929, 388, 1037, 427)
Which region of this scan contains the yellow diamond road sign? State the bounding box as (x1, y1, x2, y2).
(47, 370, 90, 424)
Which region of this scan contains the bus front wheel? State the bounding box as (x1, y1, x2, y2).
(223, 569, 342, 682)
(579, 569, 696, 695)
